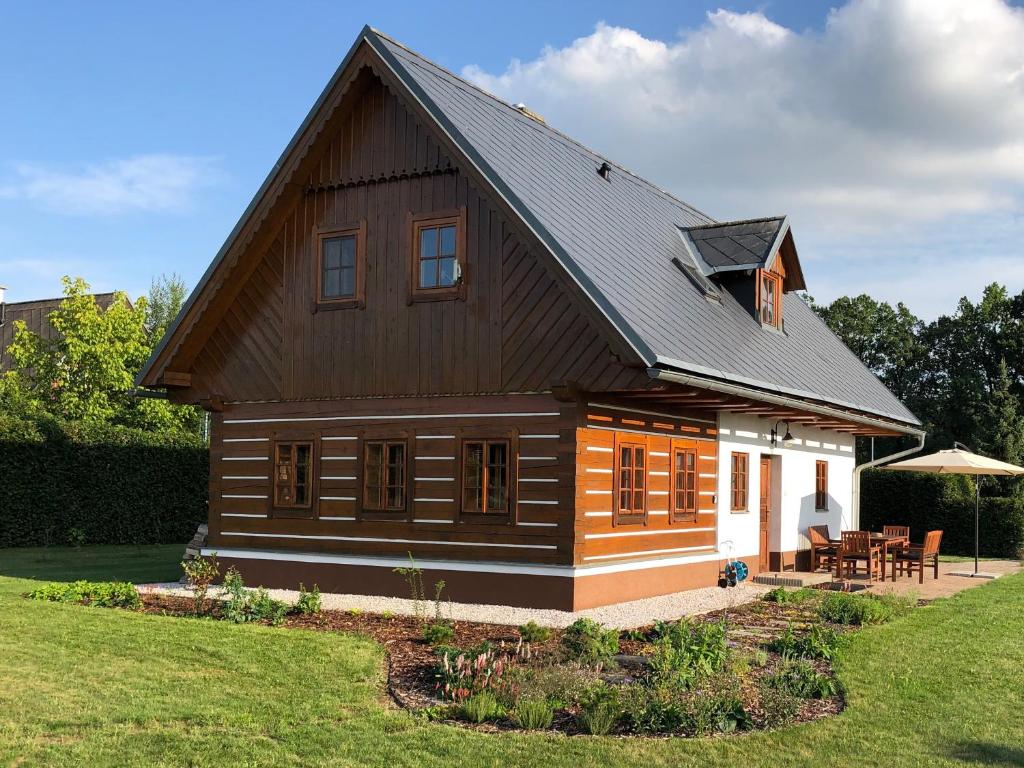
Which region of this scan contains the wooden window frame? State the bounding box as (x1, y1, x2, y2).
(730, 452, 749, 512)
(408, 208, 467, 303)
(757, 269, 782, 329)
(457, 436, 515, 523)
(614, 438, 647, 526)
(815, 459, 829, 511)
(271, 438, 316, 518)
(314, 221, 366, 311)
(362, 439, 409, 515)
(670, 446, 698, 524)
(357, 431, 411, 521)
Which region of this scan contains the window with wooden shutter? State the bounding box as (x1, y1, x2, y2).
(815, 460, 829, 511)
(731, 452, 749, 511)
(671, 447, 698, 523)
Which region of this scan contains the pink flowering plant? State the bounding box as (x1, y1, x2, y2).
(435, 645, 512, 702)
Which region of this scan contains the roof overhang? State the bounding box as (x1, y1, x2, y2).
(645, 366, 925, 438)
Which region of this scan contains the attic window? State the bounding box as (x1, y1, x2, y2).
(410, 208, 466, 302)
(316, 221, 366, 310)
(758, 269, 782, 328)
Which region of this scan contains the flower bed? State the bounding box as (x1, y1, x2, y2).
(28, 562, 918, 738)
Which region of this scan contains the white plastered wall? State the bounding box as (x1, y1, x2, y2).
(717, 413, 856, 564)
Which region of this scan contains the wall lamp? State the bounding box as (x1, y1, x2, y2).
(770, 420, 794, 447)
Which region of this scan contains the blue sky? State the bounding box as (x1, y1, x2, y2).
(2, 1, 1023, 318)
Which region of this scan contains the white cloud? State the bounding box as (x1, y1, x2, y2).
(0, 154, 220, 215)
(462, 0, 1024, 317)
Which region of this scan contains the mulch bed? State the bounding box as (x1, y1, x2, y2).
(139, 590, 847, 735)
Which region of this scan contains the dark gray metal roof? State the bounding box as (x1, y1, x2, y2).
(685, 217, 785, 271)
(370, 30, 919, 427)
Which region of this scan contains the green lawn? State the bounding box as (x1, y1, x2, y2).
(1, 547, 1023, 767)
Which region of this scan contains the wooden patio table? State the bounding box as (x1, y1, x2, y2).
(834, 532, 909, 581)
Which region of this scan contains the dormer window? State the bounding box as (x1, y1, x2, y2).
(758, 269, 782, 328)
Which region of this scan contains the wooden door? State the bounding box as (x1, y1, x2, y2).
(759, 456, 772, 571)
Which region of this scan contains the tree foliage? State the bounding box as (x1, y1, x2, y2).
(146, 272, 189, 343)
(814, 283, 1024, 487)
(0, 275, 201, 437)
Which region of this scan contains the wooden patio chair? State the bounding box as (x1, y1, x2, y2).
(808, 525, 837, 572)
(839, 530, 882, 581)
(892, 530, 943, 583)
(882, 525, 910, 542)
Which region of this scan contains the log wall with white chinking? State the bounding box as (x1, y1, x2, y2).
(573, 402, 721, 568)
(207, 393, 576, 567)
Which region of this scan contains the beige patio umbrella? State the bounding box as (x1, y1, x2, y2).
(883, 444, 1024, 577)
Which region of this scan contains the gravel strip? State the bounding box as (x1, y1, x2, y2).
(138, 581, 771, 629)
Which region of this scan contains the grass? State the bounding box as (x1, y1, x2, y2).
(1, 546, 1023, 766)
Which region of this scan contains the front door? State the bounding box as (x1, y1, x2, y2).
(759, 456, 772, 571)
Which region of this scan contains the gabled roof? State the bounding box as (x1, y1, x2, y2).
(368, 30, 917, 427)
(138, 26, 920, 430)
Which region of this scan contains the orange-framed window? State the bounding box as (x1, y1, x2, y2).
(364, 440, 407, 512)
(815, 460, 829, 511)
(759, 269, 782, 328)
(410, 209, 466, 301)
(671, 447, 698, 523)
(616, 442, 647, 522)
(461, 439, 510, 516)
(273, 441, 313, 509)
(315, 221, 366, 309)
(731, 452, 749, 511)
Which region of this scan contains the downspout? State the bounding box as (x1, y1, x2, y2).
(851, 432, 926, 530)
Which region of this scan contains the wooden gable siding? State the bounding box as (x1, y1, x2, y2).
(185, 71, 644, 403)
(573, 404, 719, 566)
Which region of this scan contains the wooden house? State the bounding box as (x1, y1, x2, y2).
(0, 287, 121, 372)
(137, 28, 923, 610)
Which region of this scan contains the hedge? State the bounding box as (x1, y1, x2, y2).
(861, 469, 1024, 558)
(0, 416, 208, 547)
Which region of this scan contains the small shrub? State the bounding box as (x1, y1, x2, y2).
(762, 586, 818, 604)
(435, 645, 509, 702)
(248, 588, 288, 626)
(757, 681, 802, 728)
(503, 663, 599, 709)
(762, 658, 839, 699)
(561, 618, 619, 667)
(66, 527, 87, 548)
(181, 553, 220, 615)
(767, 623, 842, 661)
(511, 697, 555, 730)
(221, 567, 250, 623)
(423, 621, 456, 646)
(347, 607, 363, 616)
(819, 591, 915, 626)
(648, 619, 730, 689)
(460, 691, 503, 723)
(518, 620, 551, 644)
(432, 579, 448, 622)
(620, 682, 689, 734)
(688, 679, 750, 735)
(577, 684, 622, 735)
(220, 568, 287, 626)
(393, 553, 426, 623)
(381, 610, 394, 620)
(295, 584, 321, 615)
(27, 580, 140, 610)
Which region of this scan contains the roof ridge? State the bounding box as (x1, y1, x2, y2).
(368, 27, 716, 224)
(1, 291, 120, 307)
(686, 215, 786, 231)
